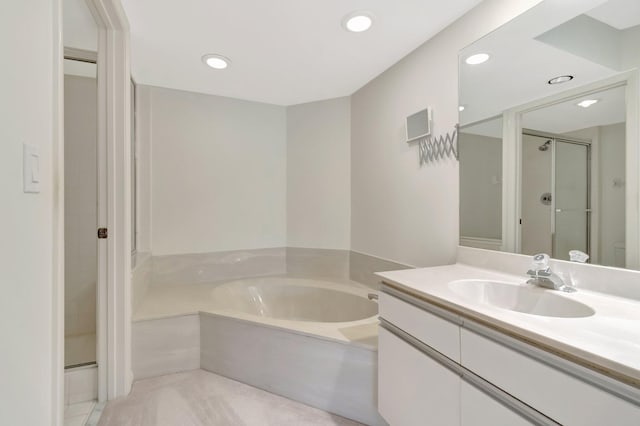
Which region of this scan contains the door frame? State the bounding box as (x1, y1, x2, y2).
(502, 71, 640, 268)
(54, 1, 132, 419)
(85, 0, 133, 402)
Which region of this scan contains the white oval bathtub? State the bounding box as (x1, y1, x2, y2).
(211, 277, 378, 323)
(133, 275, 383, 424)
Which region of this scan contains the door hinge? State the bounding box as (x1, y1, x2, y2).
(97, 228, 108, 239)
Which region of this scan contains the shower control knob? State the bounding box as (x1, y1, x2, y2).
(540, 193, 552, 205)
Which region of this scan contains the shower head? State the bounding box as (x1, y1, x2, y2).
(539, 140, 551, 151)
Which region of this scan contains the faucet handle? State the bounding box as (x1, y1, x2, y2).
(527, 268, 551, 277)
(528, 253, 551, 276)
(531, 253, 549, 271)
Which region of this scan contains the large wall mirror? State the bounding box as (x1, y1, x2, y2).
(458, 0, 640, 269)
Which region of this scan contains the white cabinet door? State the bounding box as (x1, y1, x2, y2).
(378, 327, 460, 426)
(461, 328, 640, 426)
(461, 380, 534, 426)
(379, 292, 460, 362)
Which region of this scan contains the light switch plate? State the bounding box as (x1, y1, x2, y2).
(23, 143, 41, 193)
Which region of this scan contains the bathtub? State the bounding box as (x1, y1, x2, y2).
(132, 275, 385, 425)
(212, 277, 378, 322)
(207, 277, 379, 345)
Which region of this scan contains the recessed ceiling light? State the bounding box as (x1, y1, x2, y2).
(465, 53, 490, 65)
(548, 75, 573, 85)
(458, 105, 465, 112)
(202, 54, 231, 70)
(577, 99, 598, 108)
(343, 12, 374, 33)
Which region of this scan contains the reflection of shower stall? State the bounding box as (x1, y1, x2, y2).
(521, 131, 591, 261)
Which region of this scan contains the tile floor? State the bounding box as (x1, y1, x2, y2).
(98, 369, 365, 426)
(65, 400, 96, 426)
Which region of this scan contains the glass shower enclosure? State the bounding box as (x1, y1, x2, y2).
(521, 132, 591, 262)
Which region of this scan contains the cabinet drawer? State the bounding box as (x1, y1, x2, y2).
(379, 291, 460, 362)
(461, 380, 535, 426)
(378, 327, 460, 426)
(461, 328, 640, 426)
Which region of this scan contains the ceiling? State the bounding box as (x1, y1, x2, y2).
(586, 0, 640, 29)
(463, 85, 626, 138)
(458, 0, 639, 127)
(522, 85, 626, 134)
(119, 0, 481, 106)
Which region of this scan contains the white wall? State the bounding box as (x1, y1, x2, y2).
(141, 85, 287, 255)
(287, 98, 351, 249)
(599, 123, 626, 266)
(0, 1, 58, 424)
(350, 0, 544, 267)
(135, 85, 153, 253)
(459, 132, 502, 240)
(135, 1, 545, 265)
(520, 134, 554, 256)
(621, 24, 640, 70)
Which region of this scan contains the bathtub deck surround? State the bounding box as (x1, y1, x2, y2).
(150, 248, 287, 287)
(285, 247, 350, 281)
(134, 277, 378, 343)
(131, 247, 409, 312)
(132, 277, 382, 425)
(349, 251, 414, 289)
(200, 314, 382, 426)
(132, 315, 200, 380)
(129, 248, 401, 425)
(99, 369, 364, 426)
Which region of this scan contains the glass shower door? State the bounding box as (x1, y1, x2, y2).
(553, 140, 590, 261)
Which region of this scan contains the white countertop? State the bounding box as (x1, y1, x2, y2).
(376, 263, 640, 388)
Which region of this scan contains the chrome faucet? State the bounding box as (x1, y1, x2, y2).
(526, 253, 576, 293)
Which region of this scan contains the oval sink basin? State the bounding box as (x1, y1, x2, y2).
(448, 279, 595, 318)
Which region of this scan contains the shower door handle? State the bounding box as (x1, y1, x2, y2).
(554, 209, 592, 212)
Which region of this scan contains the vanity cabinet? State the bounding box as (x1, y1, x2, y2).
(461, 328, 640, 426)
(460, 380, 532, 426)
(379, 292, 460, 361)
(379, 327, 460, 426)
(378, 287, 640, 426)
